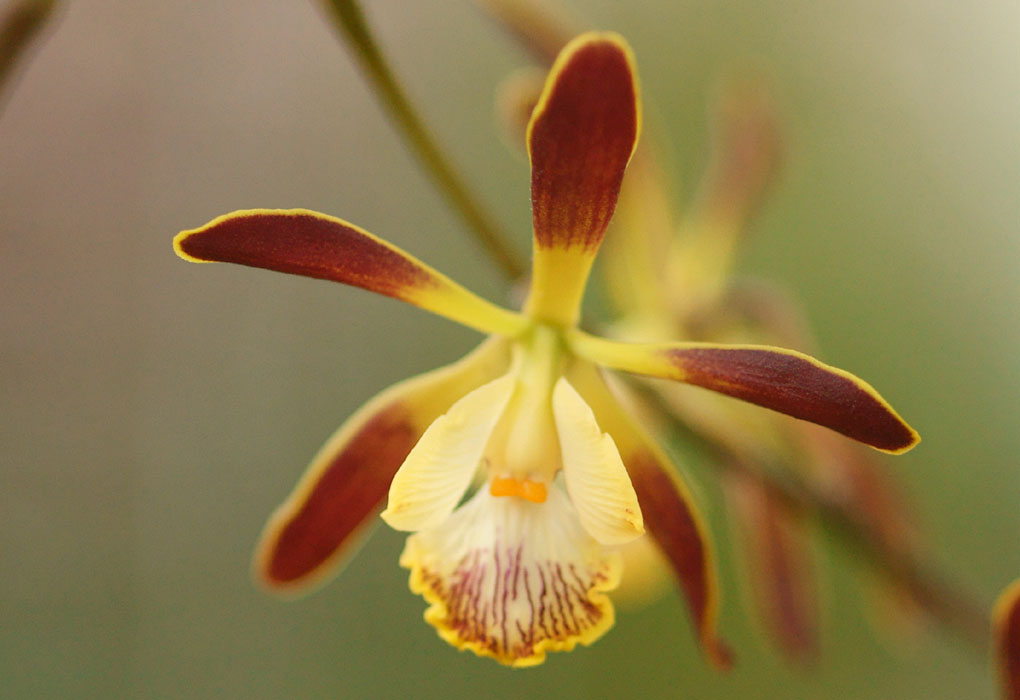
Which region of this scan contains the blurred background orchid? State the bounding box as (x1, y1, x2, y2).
(2, 0, 1019, 698)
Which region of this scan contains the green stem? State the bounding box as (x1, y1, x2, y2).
(319, 0, 526, 280)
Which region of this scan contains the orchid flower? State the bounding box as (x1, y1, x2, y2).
(493, 39, 924, 658)
(175, 33, 917, 667)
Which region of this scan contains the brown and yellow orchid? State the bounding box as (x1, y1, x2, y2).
(174, 33, 917, 667)
(489, 10, 925, 659)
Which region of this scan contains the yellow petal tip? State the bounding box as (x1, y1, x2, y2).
(172, 228, 210, 263)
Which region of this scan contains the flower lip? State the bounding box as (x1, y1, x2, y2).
(400, 486, 622, 667)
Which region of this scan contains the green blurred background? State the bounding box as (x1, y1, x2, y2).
(2, 1, 1018, 697)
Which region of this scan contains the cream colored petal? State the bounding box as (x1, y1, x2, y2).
(552, 377, 644, 545)
(381, 371, 517, 532)
(401, 486, 621, 667)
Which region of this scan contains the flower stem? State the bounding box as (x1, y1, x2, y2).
(634, 382, 991, 655)
(319, 0, 526, 280)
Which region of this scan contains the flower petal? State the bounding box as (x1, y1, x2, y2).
(568, 362, 732, 668)
(552, 376, 644, 545)
(697, 76, 782, 228)
(795, 420, 924, 639)
(254, 338, 511, 594)
(613, 534, 672, 608)
(994, 579, 1020, 700)
(175, 209, 527, 336)
(727, 470, 819, 664)
(401, 486, 621, 667)
(569, 331, 920, 454)
(381, 371, 517, 532)
(524, 33, 640, 325)
(494, 67, 544, 156)
(476, 0, 574, 65)
(799, 421, 918, 554)
(603, 147, 677, 317)
(665, 77, 782, 306)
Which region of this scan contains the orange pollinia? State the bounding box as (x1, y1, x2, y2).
(175, 33, 917, 667)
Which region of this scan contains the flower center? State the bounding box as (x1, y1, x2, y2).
(484, 325, 565, 498)
(489, 476, 548, 503)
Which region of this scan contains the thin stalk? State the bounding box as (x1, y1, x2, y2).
(319, 0, 526, 280)
(634, 383, 991, 654)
